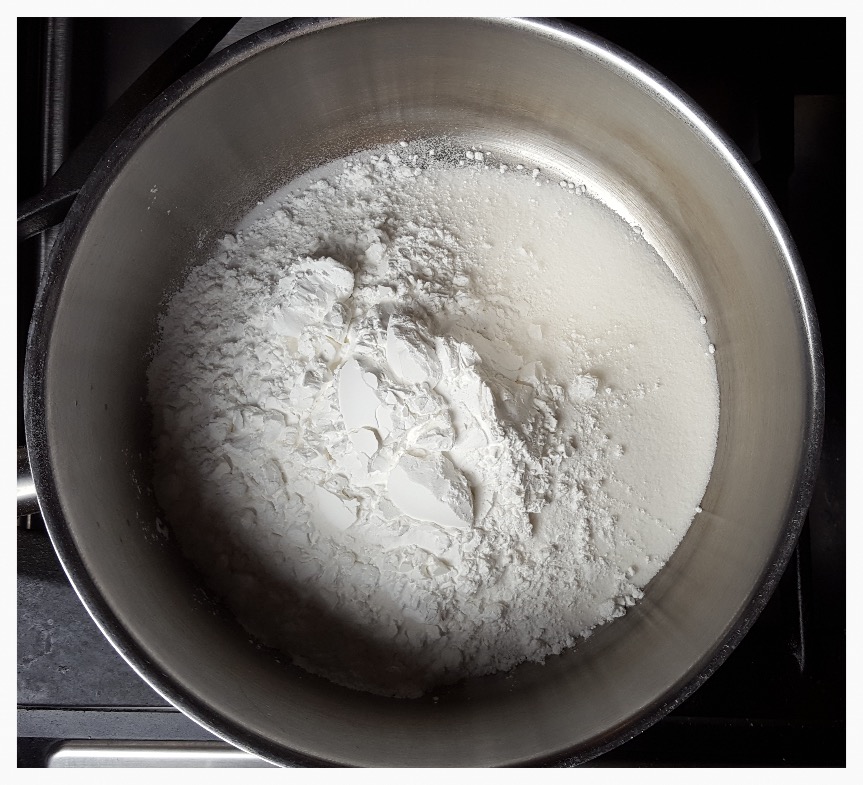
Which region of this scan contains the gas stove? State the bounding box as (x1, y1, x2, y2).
(17, 17, 845, 767)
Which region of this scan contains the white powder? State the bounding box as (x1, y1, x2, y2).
(147, 144, 719, 697)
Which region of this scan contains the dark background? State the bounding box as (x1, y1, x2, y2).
(18, 18, 845, 767)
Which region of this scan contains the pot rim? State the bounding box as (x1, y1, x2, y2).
(23, 16, 825, 767)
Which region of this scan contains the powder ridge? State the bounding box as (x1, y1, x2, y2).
(148, 144, 719, 697)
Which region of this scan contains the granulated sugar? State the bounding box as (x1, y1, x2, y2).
(147, 144, 719, 697)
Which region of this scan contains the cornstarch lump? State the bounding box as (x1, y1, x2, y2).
(147, 143, 719, 697)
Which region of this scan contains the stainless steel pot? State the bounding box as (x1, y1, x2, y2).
(25, 18, 823, 766)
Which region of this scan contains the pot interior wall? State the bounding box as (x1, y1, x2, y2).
(37, 19, 815, 766)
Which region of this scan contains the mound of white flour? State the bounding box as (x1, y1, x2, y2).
(148, 144, 719, 697)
